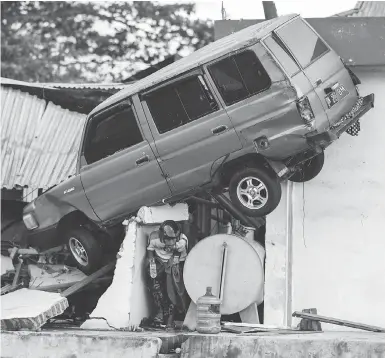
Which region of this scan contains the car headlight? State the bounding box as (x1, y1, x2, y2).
(23, 213, 39, 230)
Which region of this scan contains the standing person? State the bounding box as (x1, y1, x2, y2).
(146, 220, 189, 326)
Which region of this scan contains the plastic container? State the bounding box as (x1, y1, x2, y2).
(196, 287, 221, 334)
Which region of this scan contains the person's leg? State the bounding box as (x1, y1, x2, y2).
(146, 262, 166, 324)
(158, 270, 173, 325)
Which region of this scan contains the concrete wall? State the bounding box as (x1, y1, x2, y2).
(265, 67, 385, 329)
(290, 68, 385, 329)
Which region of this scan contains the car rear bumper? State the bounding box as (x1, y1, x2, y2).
(306, 94, 375, 149)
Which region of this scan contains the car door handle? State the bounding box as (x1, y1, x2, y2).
(136, 155, 149, 166)
(211, 125, 228, 135)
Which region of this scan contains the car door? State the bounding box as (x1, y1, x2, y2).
(79, 99, 171, 222)
(275, 18, 359, 126)
(206, 43, 311, 159)
(140, 72, 242, 195)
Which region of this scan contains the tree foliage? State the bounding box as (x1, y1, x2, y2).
(1, 1, 213, 82)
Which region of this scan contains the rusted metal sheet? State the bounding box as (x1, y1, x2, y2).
(1, 86, 86, 195)
(1, 77, 127, 90)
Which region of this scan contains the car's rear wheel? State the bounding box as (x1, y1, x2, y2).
(229, 167, 282, 217)
(289, 152, 324, 183)
(65, 228, 102, 275)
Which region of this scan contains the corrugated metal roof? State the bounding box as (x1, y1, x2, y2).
(334, 1, 385, 17)
(1, 77, 57, 90)
(1, 77, 127, 91)
(1, 86, 86, 193)
(89, 14, 297, 117)
(43, 82, 129, 90)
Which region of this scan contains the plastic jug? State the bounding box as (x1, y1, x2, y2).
(196, 287, 221, 334)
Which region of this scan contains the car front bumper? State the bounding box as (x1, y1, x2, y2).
(26, 224, 60, 251)
(306, 93, 375, 149)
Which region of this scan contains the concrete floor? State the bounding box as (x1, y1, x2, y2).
(1, 328, 385, 358)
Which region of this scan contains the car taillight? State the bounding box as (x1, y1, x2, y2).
(23, 213, 39, 230)
(296, 96, 315, 124)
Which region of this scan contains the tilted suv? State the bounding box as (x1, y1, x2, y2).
(23, 14, 374, 273)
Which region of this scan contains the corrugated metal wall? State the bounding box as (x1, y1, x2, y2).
(1, 87, 87, 199)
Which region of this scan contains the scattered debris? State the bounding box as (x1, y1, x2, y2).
(1, 289, 69, 331)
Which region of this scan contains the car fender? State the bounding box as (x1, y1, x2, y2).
(23, 176, 100, 231)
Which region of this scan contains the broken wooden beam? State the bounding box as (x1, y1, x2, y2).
(11, 260, 23, 288)
(292, 311, 385, 333)
(33, 277, 113, 293)
(61, 262, 115, 298)
(8, 248, 39, 256)
(190, 196, 220, 208)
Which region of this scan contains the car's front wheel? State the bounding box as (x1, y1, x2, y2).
(64, 228, 102, 275)
(229, 167, 282, 217)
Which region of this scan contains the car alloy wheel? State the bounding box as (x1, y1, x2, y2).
(229, 166, 282, 217)
(236, 176, 268, 210)
(69, 237, 89, 267)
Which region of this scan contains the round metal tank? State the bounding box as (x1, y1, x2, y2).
(183, 233, 265, 315)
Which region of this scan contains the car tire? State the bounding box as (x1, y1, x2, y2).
(229, 167, 282, 217)
(289, 152, 324, 183)
(65, 228, 102, 275)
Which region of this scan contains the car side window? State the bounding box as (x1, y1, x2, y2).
(208, 50, 271, 106)
(264, 35, 300, 77)
(276, 19, 329, 68)
(145, 75, 218, 134)
(84, 103, 143, 165)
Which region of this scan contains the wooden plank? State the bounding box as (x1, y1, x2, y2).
(61, 262, 115, 298)
(32, 277, 113, 292)
(39, 245, 65, 256)
(11, 261, 23, 288)
(8, 248, 39, 256)
(292, 311, 385, 333)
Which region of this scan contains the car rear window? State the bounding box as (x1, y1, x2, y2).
(145, 75, 218, 134)
(84, 104, 143, 164)
(208, 50, 271, 106)
(276, 19, 329, 69)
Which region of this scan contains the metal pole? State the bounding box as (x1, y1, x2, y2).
(190, 196, 220, 208)
(262, 1, 278, 20)
(210, 193, 265, 229)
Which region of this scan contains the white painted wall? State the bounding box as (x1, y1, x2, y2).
(290, 68, 385, 329)
(264, 68, 385, 329)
